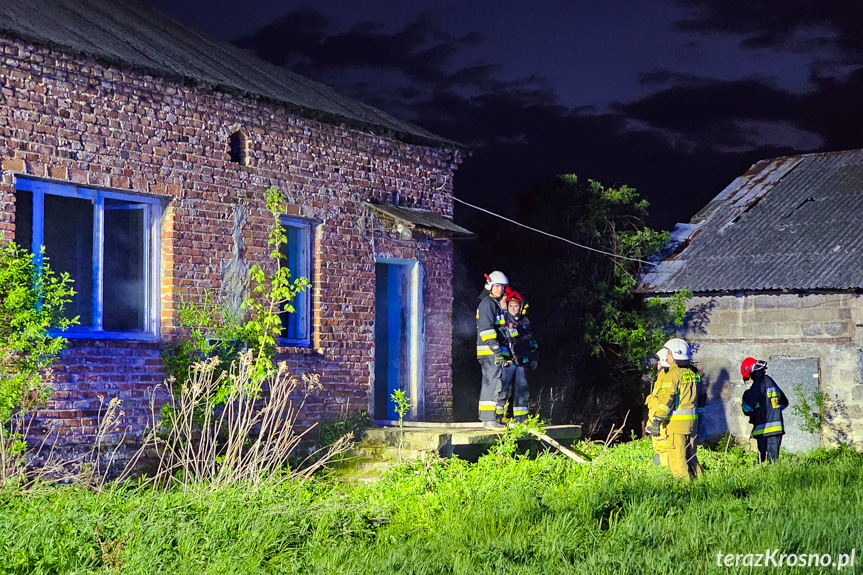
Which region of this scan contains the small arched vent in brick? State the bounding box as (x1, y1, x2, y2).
(229, 130, 247, 164)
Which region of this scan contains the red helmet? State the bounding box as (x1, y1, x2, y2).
(740, 357, 767, 379)
(504, 287, 524, 303)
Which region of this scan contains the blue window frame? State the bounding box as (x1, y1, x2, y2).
(14, 178, 162, 338)
(278, 216, 312, 346)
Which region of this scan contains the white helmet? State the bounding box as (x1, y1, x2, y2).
(484, 270, 509, 290)
(656, 348, 670, 369)
(663, 338, 691, 361)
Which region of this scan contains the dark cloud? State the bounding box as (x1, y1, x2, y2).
(797, 68, 863, 150)
(234, 9, 485, 88)
(625, 65, 863, 156)
(410, 86, 779, 231)
(628, 2, 863, 168)
(231, 6, 860, 230)
(623, 78, 798, 133)
(676, 0, 863, 59)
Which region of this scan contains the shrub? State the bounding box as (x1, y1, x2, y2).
(0, 242, 77, 423)
(0, 242, 76, 482)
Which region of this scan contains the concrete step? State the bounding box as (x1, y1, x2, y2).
(339, 472, 381, 485)
(354, 446, 390, 459)
(354, 446, 439, 461)
(361, 428, 453, 453)
(450, 424, 582, 446)
(353, 423, 583, 465)
(352, 458, 396, 474)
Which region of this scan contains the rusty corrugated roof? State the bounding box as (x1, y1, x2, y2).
(365, 202, 477, 239)
(641, 149, 863, 293)
(0, 0, 460, 149)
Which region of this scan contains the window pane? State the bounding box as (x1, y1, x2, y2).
(103, 200, 145, 331)
(279, 223, 309, 342)
(44, 194, 93, 326)
(14, 190, 32, 251)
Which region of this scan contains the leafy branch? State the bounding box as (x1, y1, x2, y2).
(241, 188, 311, 385)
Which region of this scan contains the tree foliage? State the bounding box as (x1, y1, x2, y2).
(454, 175, 688, 434)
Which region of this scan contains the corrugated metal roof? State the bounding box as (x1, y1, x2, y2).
(0, 0, 459, 149)
(641, 149, 863, 293)
(365, 202, 477, 239)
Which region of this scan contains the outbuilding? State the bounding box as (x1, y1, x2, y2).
(641, 149, 863, 450)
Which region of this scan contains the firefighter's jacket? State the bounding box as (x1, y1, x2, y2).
(476, 291, 511, 361)
(645, 368, 668, 426)
(650, 364, 706, 435)
(503, 311, 537, 365)
(741, 372, 788, 437)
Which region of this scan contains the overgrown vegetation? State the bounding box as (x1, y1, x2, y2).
(390, 388, 413, 459)
(160, 187, 311, 423)
(318, 409, 372, 448)
(1, 439, 859, 574)
(791, 383, 828, 435)
(139, 187, 342, 487)
(160, 293, 249, 398)
(0, 243, 77, 424)
(141, 352, 351, 489)
(2, 187, 333, 490)
(161, 187, 310, 389)
(0, 242, 77, 481)
(789, 383, 853, 444)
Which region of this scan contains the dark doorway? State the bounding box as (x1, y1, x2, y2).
(374, 261, 418, 420)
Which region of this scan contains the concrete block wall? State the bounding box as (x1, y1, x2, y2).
(0, 36, 460, 450)
(678, 291, 863, 446)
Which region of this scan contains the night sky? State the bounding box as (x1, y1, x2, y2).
(143, 0, 863, 230)
(134, 1, 863, 421)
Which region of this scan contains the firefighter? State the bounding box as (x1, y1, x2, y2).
(476, 271, 512, 429)
(741, 357, 788, 463)
(496, 287, 538, 424)
(646, 338, 705, 481)
(645, 349, 670, 467)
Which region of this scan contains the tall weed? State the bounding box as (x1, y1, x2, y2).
(144, 350, 352, 489)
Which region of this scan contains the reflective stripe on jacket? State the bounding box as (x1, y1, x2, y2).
(652, 365, 703, 435)
(476, 292, 510, 360)
(742, 373, 788, 437)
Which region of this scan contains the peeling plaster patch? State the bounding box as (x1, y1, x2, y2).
(221, 202, 250, 318)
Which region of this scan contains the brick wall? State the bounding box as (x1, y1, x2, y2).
(675, 291, 863, 446)
(0, 36, 461, 450)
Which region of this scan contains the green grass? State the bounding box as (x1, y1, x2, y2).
(1, 439, 860, 574)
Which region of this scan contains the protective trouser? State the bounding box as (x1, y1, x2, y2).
(756, 435, 781, 463)
(498, 364, 530, 422)
(666, 433, 702, 481)
(478, 357, 503, 422)
(650, 426, 668, 467)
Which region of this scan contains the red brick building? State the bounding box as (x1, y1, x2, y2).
(0, 0, 469, 449)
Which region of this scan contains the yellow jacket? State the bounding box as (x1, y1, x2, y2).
(645, 369, 666, 424)
(651, 364, 702, 435)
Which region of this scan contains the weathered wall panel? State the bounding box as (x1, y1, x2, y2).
(674, 291, 863, 448)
